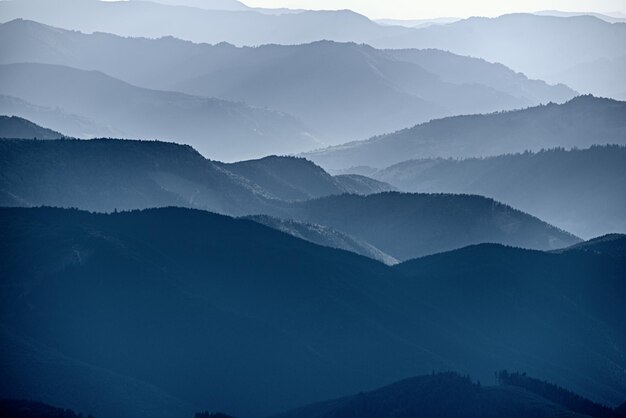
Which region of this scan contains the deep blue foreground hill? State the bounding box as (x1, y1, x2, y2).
(0, 207, 624, 417)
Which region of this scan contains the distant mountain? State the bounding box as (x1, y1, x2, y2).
(0, 136, 581, 260)
(268, 192, 580, 261)
(1, 207, 623, 418)
(364, 146, 626, 238)
(384, 48, 574, 104)
(145, 0, 250, 11)
(371, 13, 626, 98)
(221, 156, 394, 202)
(272, 373, 597, 418)
(0, 115, 64, 139)
(304, 96, 626, 169)
(534, 10, 626, 24)
(244, 215, 399, 265)
(0, 94, 118, 138)
(0, 19, 575, 143)
(0, 63, 317, 161)
(0, 0, 404, 45)
(551, 55, 626, 101)
(1, 138, 577, 261)
(376, 17, 461, 28)
(0, 8, 621, 97)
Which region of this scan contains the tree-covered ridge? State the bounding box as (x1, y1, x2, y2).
(304, 96, 626, 169)
(271, 372, 600, 418)
(1, 207, 624, 417)
(0, 399, 93, 418)
(368, 145, 626, 238)
(0, 137, 579, 261)
(0, 115, 64, 139)
(496, 371, 620, 418)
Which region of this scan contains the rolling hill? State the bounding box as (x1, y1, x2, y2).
(304, 96, 626, 169)
(268, 192, 580, 260)
(364, 146, 626, 238)
(0, 115, 64, 139)
(220, 156, 394, 202)
(0, 207, 623, 418)
(0, 63, 317, 161)
(0, 138, 580, 260)
(0, 138, 392, 215)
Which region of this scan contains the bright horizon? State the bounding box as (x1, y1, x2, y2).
(239, 0, 626, 20)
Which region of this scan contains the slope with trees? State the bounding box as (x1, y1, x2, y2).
(304, 96, 626, 169)
(365, 145, 626, 238)
(1, 207, 623, 417)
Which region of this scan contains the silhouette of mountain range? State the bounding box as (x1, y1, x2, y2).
(358, 145, 626, 238)
(0, 207, 623, 418)
(0, 137, 580, 260)
(556, 234, 626, 258)
(0, 5, 624, 417)
(265, 192, 579, 260)
(0, 0, 402, 46)
(304, 96, 626, 169)
(219, 155, 394, 202)
(272, 373, 602, 418)
(1, 8, 623, 97)
(0, 115, 63, 139)
(0, 63, 318, 161)
(0, 19, 575, 143)
(371, 13, 626, 99)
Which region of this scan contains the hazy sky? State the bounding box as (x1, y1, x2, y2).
(240, 0, 626, 19)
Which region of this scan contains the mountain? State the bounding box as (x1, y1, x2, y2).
(0, 63, 317, 161)
(0, 115, 64, 139)
(220, 156, 394, 202)
(1, 7, 621, 98)
(0, 138, 276, 214)
(332, 174, 396, 195)
(383, 48, 574, 104)
(1, 207, 624, 418)
(556, 234, 626, 258)
(371, 13, 626, 98)
(267, 192, 580, 261)
(244, 215, 399, 265)
(0, 0, 404, 45)
(534, 10, 626, 24)
(0, 19, 575, 143)
(304, 96, 626, 169)
(394, 243, 626, 407)
(0, 138, 393, 215)
(0, 94, 118, 138)
(1, 138, 578, 261)
(551, 55, 626, 101)
(145, 0, 250, 11)
(272, 373, 597, 418)
(364, 146, 626, 238)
